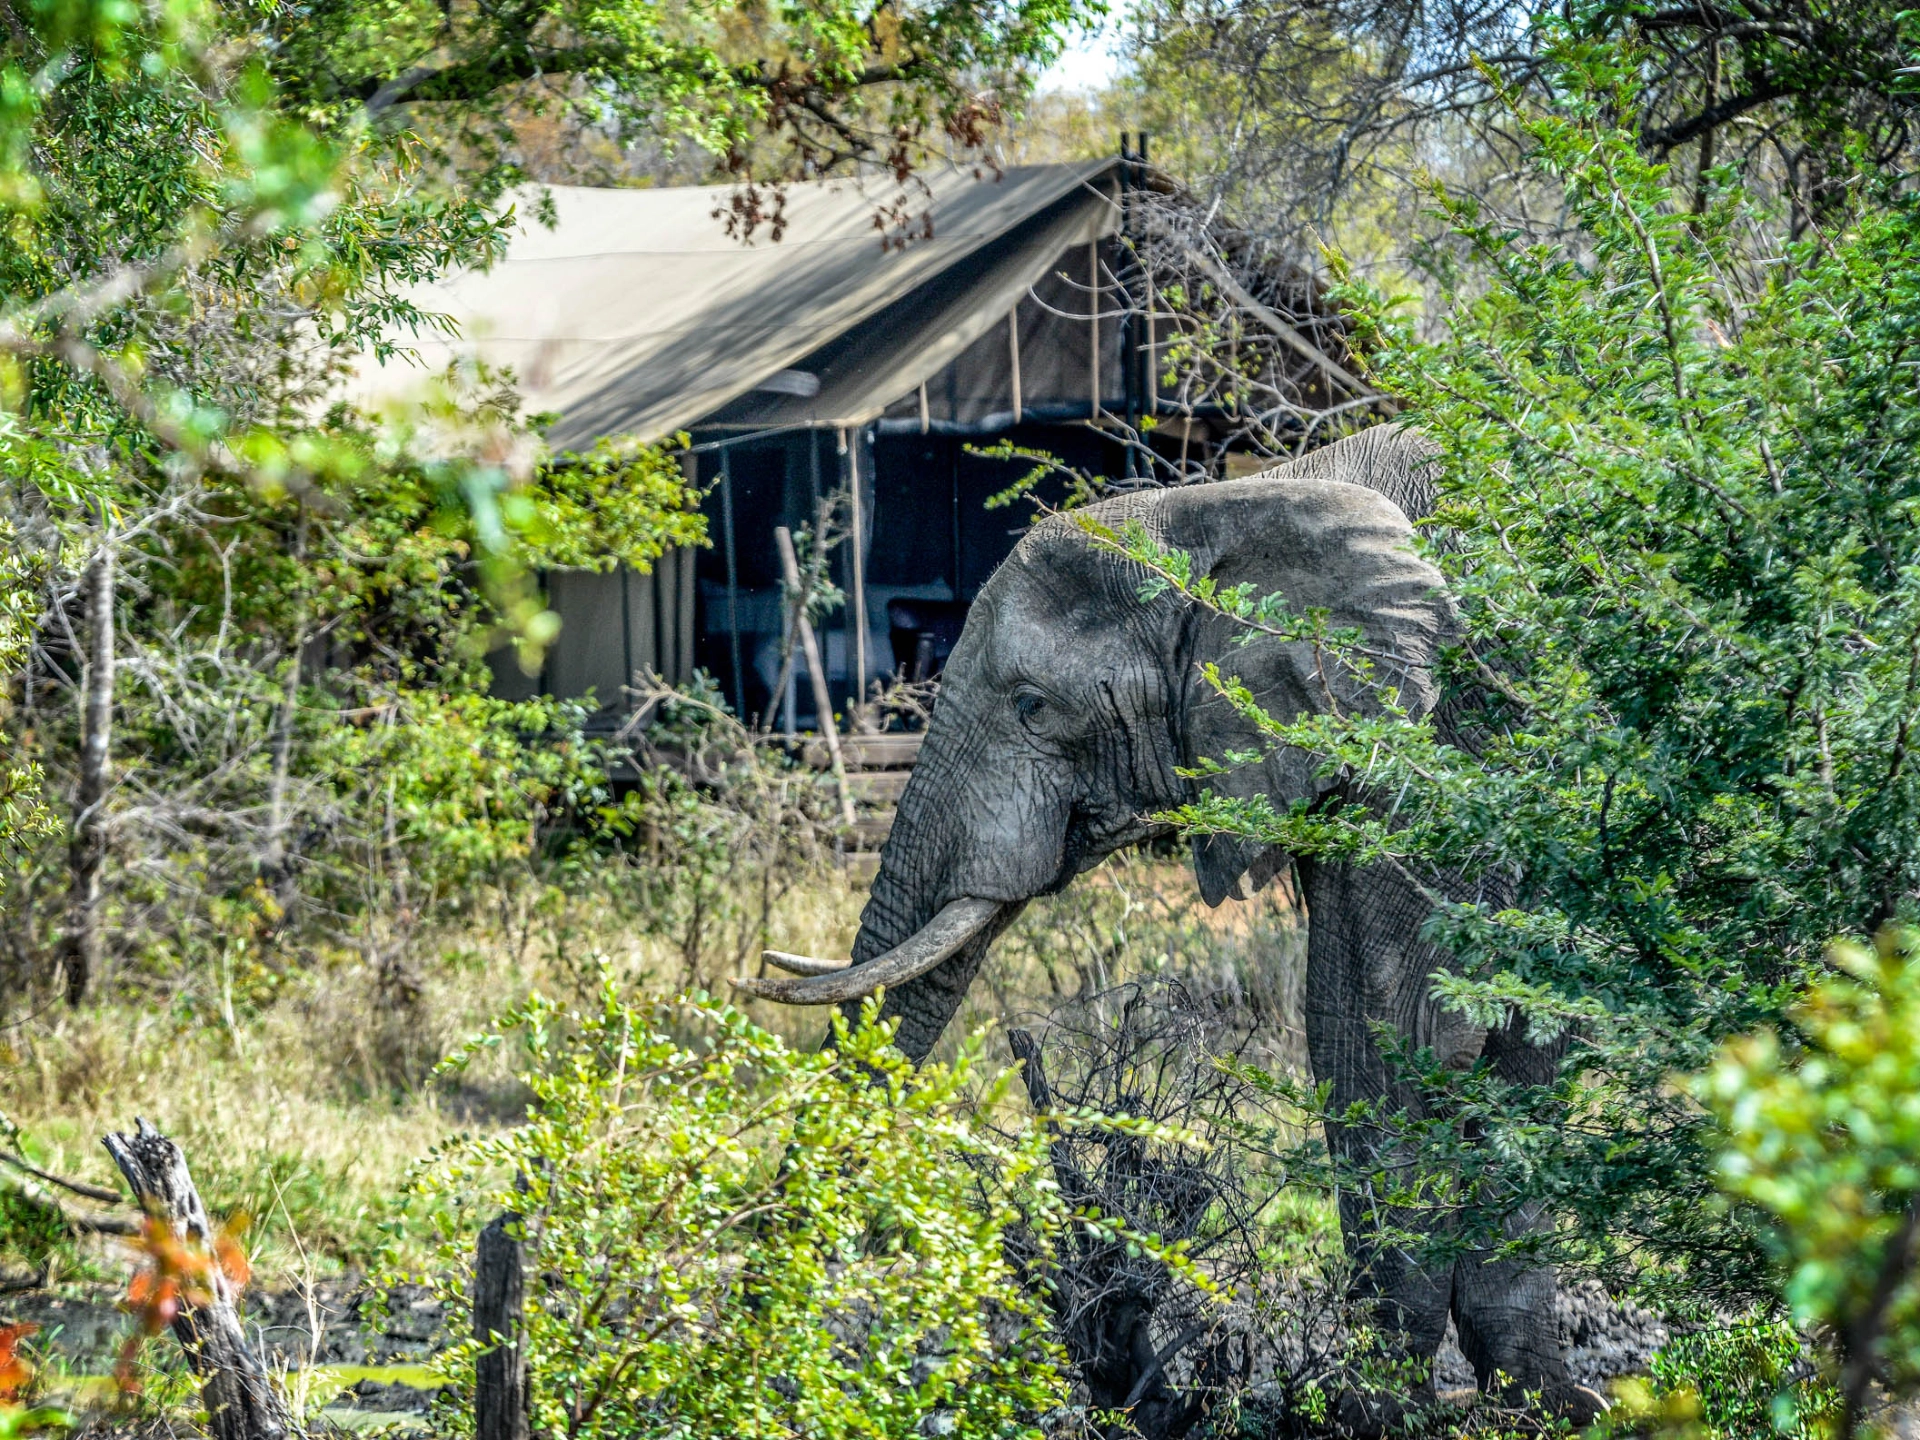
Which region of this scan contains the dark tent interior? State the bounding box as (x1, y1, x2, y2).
(690, 423, 1114, 727)
(433, 158, 1361, 731)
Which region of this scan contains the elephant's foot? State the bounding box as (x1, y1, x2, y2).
(1453, 1260, 1604, 1429)
(1332, 1379, 1439, 1438)
(1336, 1377, 1601, 1436)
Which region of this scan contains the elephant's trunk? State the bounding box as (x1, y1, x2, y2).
(746, 701, 1032, 1060)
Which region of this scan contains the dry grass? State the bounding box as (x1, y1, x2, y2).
(963, 849, 1307, 1075)
(1, 997, 469, 1282)
(0, 848, 1302, 1285)
(0, 857, 868, 1279)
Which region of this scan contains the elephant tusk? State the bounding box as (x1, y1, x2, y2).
(733, 897, 1001, 1005)
(763, 951, 851, 976)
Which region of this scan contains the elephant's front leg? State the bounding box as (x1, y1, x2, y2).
(1300, 858, 1586, 1430)
(1449, 1015, 1599, 1423)
(1300, 857, 1458, 1433)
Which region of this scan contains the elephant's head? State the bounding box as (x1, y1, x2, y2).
(742, 425, 1449, 1060)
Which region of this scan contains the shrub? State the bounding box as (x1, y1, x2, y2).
(384, 983, 1080, 1439)
(1102, 32, 1920, 1320)
(1601, 1321, 1834, 1440)
(1697, 928, 1920, 1434)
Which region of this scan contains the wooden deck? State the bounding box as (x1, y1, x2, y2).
(803, 731, 924, 873)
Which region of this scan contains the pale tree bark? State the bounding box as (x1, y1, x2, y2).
(60, 541, 115, 1005)
(103, 1119, 289, 1440)
(263, 511, 307, 906)
(773, 525, 855, 826)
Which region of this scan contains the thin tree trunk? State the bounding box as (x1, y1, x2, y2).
(1840, 1196, 1920, 1438)
(759, 493, 836, 737)
(264, 514, 307, 905)
(1693, 40, 1719, 214)
(774, 526, 855, 826)
(263, 655, 298, 875)
(61, 542, 115, 1005)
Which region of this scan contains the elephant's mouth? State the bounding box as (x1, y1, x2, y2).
(732, 896, 1002, 1006)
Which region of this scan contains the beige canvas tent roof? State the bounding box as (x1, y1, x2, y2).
(351, 160, 1122, 450)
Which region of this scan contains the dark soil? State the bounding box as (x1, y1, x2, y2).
(4, 1279, 448, 1412)
(8, 1272, 1672, 1419)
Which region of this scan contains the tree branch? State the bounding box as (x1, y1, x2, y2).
(0, 1149, 124, 1204)
(1642, 84, 1792, 152)
(0, 1164, 140, 1235)
(354, 38, 923, 118)
(1181, 243, 1377, 400)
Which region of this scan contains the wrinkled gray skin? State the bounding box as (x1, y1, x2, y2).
(850, 426, 1592, 1430)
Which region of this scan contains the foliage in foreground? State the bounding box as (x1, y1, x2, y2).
(385, 987, 1086, 1440)
(0, 1323, 68, 1440)
(1588, 927, 1920, 1438)
(1050, 29, 1920, 1435)
(0, 0, 718, 1005)
(1699, 928, 1920, 1435)
(1605, 1320, 1835, 1440)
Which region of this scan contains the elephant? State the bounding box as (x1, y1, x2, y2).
(742, 425, 1594, 1430)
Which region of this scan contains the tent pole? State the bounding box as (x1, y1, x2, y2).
(1139, 133, 1154, 431)
(918, 381, 930, 434)
(951, 444, 962, 601)
(836, 427, 852, 716)
(793, 431, 818, 734)
(621, 564, 633, 707)
(720, 445, 743, 717)
(1009, 308, 1023, 425)
(1142, 270, 1156, 441)
(1089, 240, 1101, 420)
(846, 427, 868, 707)
(1121, 133, 1137, 478)
(778, 601, 796, 736)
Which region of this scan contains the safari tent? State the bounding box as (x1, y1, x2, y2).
(354, 153, 1354, 727)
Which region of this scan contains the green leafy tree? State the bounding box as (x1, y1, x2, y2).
(0, 0, 1093, 1001)
(1097, 32, 1920, 1321)
(386, 988, 1086, 1439)
(267, 0, 1094, 190)
(1123, 0, 1920, 266)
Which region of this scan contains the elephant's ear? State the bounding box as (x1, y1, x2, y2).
(1154, 474, 1452, 904)
(1191, 834, 1295, 904)
(1193, 832, 1256, 904)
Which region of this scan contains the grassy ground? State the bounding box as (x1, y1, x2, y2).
(0, 850, 1304, 1288)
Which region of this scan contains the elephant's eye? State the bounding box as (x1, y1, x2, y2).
(1013, 689, 1048, 723)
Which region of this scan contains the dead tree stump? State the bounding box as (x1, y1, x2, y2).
(102, 1119, 289, 1440)
(474, 1213, 530, 1440)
